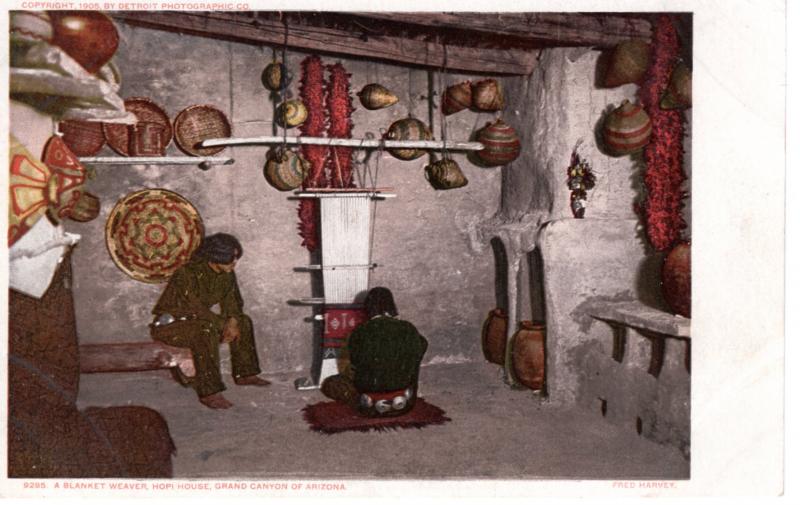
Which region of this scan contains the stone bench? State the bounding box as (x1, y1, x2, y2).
(581, 299, 690, 459)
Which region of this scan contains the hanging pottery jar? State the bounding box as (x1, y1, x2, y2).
(384, 117, 433, 161)
(511, 320, 546, 391)
(471, 79, 505, 111)
(604, 39, 651, 87)
(357, 83, 399, 110)
(661, 241, 691, 317)
(263, 147, 309, 191)
(602, 100, 652, 155)
(262, 60, 288, 92)
(425, 158, 468, 190)
(442, 81, 472, 116)
(475, 119, 521, 166)
(48, 11, 119, 74)
(660, 61, 692, 110)
(276, 99, 308, 128)
(481, 308, 508, 365)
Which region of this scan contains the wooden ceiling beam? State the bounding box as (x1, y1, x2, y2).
(112, 11, 538, 75)
(350, 12, 653, 47)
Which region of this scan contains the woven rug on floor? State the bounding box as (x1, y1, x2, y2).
(302, 399, 451, 434)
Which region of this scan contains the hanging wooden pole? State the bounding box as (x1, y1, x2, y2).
(200, 135, 485, 151)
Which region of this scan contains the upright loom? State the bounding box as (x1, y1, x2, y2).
(293, 188, 395, 390)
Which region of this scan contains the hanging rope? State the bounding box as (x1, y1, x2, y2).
(366, 136, 383, 273)
(437, 39, 450, 162)
(280, 16, 289, 155)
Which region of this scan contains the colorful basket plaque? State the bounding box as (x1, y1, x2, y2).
(105, 189, 204, 283)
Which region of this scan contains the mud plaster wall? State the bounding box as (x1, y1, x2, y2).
(65, 24, 505, 374)
(499, 48, 691, 410)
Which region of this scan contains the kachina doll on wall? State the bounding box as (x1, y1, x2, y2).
(566, 142, 596, 219)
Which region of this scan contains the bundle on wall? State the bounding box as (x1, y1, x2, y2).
(637, 15, 687, 252)
(325, 63, 355, 189)
(298, 55, 327, 252)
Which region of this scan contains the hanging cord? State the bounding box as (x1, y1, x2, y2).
(366, 136, 383, 272)
(280, 15, 290, 155)
(269, 45, 278, 137)
(437, 39, 450, 161)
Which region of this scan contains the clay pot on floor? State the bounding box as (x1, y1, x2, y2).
(481, 308, 507, 365)
(661, 241, 691, 318)
(511, 320, 546, 391)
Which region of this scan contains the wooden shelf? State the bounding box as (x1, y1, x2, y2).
(201, 136, 484, 151)
(79, 156, 234, 166)
(584, 299, 691, 338)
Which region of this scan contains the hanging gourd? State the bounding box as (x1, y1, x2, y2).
(471, 79, 504, 111)
(263, 147, 309, 191)
(425, 157, 468, 190)
(475, 119, 521, 166)
(384, 117, 433, 161)
(442, 81, 472, 115)
(660, 61, 692, 110)
(604, 39, 651, 88)
(262, 59, 289, 92)
(602, 100, 652, 155)
(357, 83, 399, 110)
(276, 99, 308, 128)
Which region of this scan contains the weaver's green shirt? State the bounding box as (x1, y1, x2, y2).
(348, 316, 428, 392)
(152, 259, 245, 329)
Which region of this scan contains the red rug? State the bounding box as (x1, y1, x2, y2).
(302, 399, 451, 434)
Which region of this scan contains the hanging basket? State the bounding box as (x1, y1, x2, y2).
(425, 158, 468, 190)
(59, 119, 106, 156)
(173, 105, 232, 157)
(604, 39, 651, 88)
(442, 81, 472, 115)
(357, 83, 399, 110)
(276, 100, 308, 129)
(384, 117, 433, 161)
(601, 100, 652, 155)
(475, 119, 521, 166)
(471, 79, 504, 111)
(660, 61, 692, 110)
(262, 60, 289, 92)
(263, 147, 309, 191)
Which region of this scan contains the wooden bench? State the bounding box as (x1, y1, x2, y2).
(79, 342, 196, 378)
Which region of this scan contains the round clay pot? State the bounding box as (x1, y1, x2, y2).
(511, 320, 546, 391)
(661, 241, 691, 317)
(481, 308, 507, 365)
(49, 11, 119, 74)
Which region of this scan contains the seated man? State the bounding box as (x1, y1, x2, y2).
(150, 233, 269, 409)
(321, 287, 428, 417)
